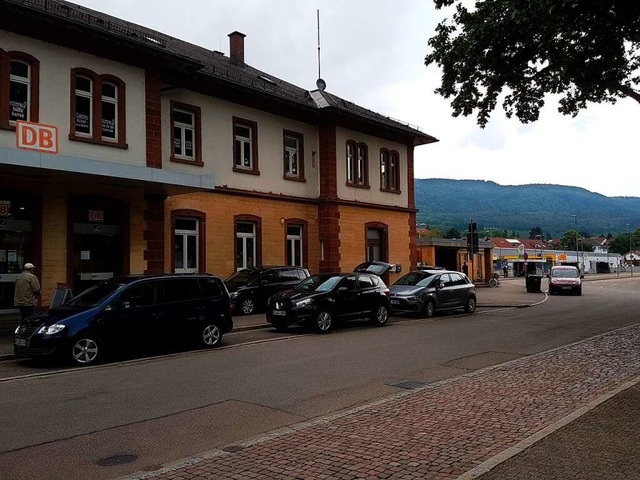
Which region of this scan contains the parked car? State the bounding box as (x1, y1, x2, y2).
(548, 265, 583, 295)
(266, 272, 390, 333)
(13, 274, 233, 366)
(224, 266, 310, 315)
(388, 269, 477, 318)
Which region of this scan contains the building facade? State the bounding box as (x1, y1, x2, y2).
(0, 0, 436, 312)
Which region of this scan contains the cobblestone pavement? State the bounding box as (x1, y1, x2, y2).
(119, 324, 640, 480)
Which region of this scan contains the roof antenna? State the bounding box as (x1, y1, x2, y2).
(316, 9, 326, 91)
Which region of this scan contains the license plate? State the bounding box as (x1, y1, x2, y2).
(561, 286, 572, 290)
(15, 338, 27, 347)
(272, 310, 286, 316)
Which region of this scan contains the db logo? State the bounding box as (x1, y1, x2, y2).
(15, 121, 58, 154)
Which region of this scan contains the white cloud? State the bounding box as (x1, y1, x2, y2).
(71, 0, 639, 197)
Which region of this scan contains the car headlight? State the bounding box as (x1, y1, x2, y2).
(229, 291, 239, 299)
(405, 296, 419, 302)
(37, 324, 66, 335)
(294, 298, 313, 308)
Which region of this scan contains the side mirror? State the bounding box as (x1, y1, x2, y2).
(337, 286, 349, 293)
(120, 301, 131, 310)
(261, 280, 268, 286)
(436, 282, 445, 290)
(580, 274, 584, 279)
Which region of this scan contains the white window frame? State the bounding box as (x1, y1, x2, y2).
(174, 218, 199, 273)
(74, 75, 93, 137)
(236, 222, 256, 271)
(173, 108, 195, 160)
(286, 225, 303, 267)
(101, 81, 118, 141)
(9, 60, 31, 124)
(284, 134, 300, 178)
(234, 123, 253, 170)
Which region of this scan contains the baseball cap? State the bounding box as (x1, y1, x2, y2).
(24, 263, 35, 270)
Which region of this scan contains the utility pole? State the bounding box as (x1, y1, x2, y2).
(467, 220, 479, 281)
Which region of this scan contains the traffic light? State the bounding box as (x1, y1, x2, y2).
(467, 222, 479, 253)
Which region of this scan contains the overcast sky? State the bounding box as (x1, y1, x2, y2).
(72, 0, 638, 198)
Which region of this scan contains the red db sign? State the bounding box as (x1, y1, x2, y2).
(16, 121, 58, 154)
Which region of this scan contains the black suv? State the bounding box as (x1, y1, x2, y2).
(14, 274, 232, 366)
(266, 272, 390, 333)
(224, 266, 310, 315)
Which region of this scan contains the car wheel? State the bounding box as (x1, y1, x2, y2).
(371, 304, 389, 327)
(272, 321, 288, 332)
(70, 335, 103, 366)
(315, 311, 333, 333)
(240, 298, 255, 315)
(422, 300, 435, 318)
(464, 296, 477, 313)
(200, 323, 222, 348)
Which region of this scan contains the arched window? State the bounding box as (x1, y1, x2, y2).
(380, 148, 401, 193)
(346, 140, 369, 187)
(70, 68, 127, 147)
(0, 50, 39, 129)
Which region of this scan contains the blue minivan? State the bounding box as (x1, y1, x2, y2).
(14, 274, 233, 366)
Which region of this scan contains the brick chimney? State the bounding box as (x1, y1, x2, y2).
(228, 31, 246, 64)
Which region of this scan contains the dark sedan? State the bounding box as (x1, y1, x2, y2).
(266, 272, 390, 333)
(388, 269, 476, 318)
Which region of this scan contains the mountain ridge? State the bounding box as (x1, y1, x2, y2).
(414, 179, 640, 237)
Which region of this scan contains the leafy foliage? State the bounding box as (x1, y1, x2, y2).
(414, 179, 640, 238)
(425, 0, 640, 127)
(529, 227, 543, 240)
(444, 227, 462, 239)
(609, 230, 640, 254)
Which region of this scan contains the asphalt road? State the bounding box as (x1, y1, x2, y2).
(0, 277, 638, 480)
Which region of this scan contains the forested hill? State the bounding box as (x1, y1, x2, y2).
(414, 179, 640, 237)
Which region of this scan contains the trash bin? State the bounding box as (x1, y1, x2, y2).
(525, 275, 542, 293)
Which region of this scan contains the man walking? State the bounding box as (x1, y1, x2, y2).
(14, 263, 41, 321)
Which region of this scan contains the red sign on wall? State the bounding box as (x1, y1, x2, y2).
(0, 201, 10, 217)
(15, 121, 59, 154)
(88, 210, 105, 223)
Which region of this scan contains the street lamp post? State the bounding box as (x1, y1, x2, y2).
(629, 224, 633, 277)
(571, 215, 579, 273)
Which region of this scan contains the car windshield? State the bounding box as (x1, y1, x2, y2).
(552, 269, 579, 278)
(295, 274, 342, 292)
(225, 269, 261, 285)
(355, 262, 389, 275)
(64, 281, 127, 307)
(394, 272, 437, 287)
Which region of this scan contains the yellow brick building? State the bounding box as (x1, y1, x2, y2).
(0, 1, 436, 311)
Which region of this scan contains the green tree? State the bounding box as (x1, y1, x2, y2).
(609, 230, 640, 255)
(444, 227, 462, 239)
(529, 226, 543, 240)
(425, 1, 640, 127)
(559, 229, 579, 251)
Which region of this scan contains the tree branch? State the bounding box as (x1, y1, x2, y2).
(617, 84, 640, 104)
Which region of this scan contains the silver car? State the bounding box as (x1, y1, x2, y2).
(388, 269, 477, 318)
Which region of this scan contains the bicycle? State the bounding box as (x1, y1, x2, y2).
(489, 273, 501, 288)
